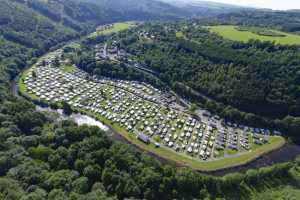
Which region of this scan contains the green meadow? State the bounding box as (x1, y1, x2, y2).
(90, 22, 136, 38)
(208, 25, 300, 45)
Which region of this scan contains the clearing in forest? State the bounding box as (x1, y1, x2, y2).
(90, 22, 136, 38)
(208, 25, 300, 45)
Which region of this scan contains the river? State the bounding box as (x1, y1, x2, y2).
(36, 106, 109, 131)
(10, 77, 300, 175)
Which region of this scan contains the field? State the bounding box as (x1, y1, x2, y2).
(176, 31, 184, 38)
(208, 25, 300, 45)
(61, 64, 76, 73)
(90, 22, 136, 38)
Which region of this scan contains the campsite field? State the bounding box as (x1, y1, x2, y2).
(18, 75, 286, 172)
(90, 22, 136, 38)
(208, 25, 300, 45)
(92, 114, 285, 172)
(18, 64, 286, 172)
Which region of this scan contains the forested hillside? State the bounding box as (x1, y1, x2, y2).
(208, 9, 300, 33)
(0, 0, 79, 102)
(78, 0, 190, 20)
(161, 0, 247, 17)
(12, 0, 130, 33)
(0, 0, 77, 48)
(78, 0, 246, 19)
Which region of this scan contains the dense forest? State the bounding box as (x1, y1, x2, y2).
(77, 0, 244, 19)
(161, 0, 246, 17)
(0, 0, 300, 199)
(77, 0, 190, 20)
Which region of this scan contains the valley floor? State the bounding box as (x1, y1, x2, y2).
(17, 45, 286, 172)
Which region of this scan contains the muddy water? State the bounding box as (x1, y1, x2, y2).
(36, 106, 109, 131)
(35, 105, 132, 145)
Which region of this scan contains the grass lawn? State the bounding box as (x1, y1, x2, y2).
(18, 67, 40, 101)
(66, 42, 81, 49)
(90, 22, 136, 38)
(176, 31, 201, 45)
(208, 25, 300, 45)
(214, 149, 224, 158)
(61, 64, 76, 73)
(176, 31, 184, 38)
(226, 149, 238, 155)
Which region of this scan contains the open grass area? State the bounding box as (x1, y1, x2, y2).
(61, 64, 76, 73)
(18, 67, 40, 101)
(90, 22, 136, 38)
(176, 31, 184, 38)
(226, 149, 238, 155)
(208, 25, 300, 45)
(176, 31, 201, 45)
(66, 42, 81, 49)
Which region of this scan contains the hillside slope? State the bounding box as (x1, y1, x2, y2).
(0, 0, 79, 87)
(211, 9, 300, 33)
(76, 0, 190, 20)
(14, 0, 125, 33)
(161, 0, 247, 16)
(78, 0, 247, 19)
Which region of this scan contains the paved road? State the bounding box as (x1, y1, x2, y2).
(103, 43, 107, 57)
